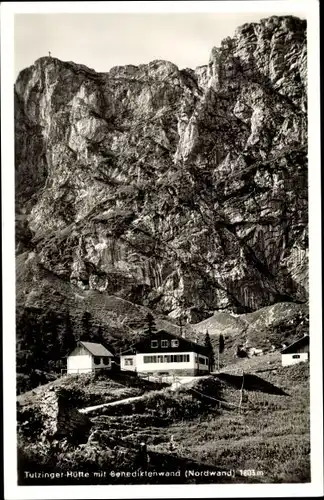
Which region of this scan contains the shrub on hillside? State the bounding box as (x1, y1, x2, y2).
(17, 370, 57, 394)
(275, 361, 309, 382)
(18, 437, 136, 479)
(17, 404, 43, 439)
(55, 386, 87, 407)
(97, 389, 214, 421)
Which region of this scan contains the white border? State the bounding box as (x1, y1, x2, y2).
(1, 1, 322, 499)
(0, 0, 314, 14)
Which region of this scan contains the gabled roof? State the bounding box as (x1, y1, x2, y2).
(132, 329, 209, 356)
(78, 341, 114, 357)
(281, 335, 309, 354)
(179, 335, 209, 356)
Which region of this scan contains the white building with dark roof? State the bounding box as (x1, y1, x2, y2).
(120, 330, 210, 376)
(281, 334, 309, 366)
(67, 341, 114, 374)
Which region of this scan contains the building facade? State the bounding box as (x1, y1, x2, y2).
(281, 335, 309, 366)
(67, 341, 114, 374)
(120, 330, 210, 376)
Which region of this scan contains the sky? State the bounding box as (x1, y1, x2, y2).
(14, 10, 306, 78)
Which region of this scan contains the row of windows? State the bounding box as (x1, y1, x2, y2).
(144, 354, 190, 364)
(93, 357, 110, 365)
(150, 339, 179, 349)
(124, 355, 207, 365)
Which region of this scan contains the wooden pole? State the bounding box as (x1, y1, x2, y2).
(239, 369, 245, 413)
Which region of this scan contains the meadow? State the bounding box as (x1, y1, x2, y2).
(17, 353, 310, 484)
(91, 354, 310, 483)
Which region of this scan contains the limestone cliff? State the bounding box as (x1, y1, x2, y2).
(15, 15, 307, 326)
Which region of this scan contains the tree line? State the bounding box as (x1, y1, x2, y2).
(16, 307, 112, 376)
(16, 308, 226, 392)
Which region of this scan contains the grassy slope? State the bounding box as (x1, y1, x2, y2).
(147, 358, 310, 483)
(17, 371, 167, 409)
(17, 355, 310, 484)
(88, 356, 310, 483)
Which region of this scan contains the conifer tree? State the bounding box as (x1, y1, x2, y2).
(26, 308, 44, 370)
(218, 333, 225, 370)
(16, 308, 39, 373)
(93, 324, 105, 345)
(59, 311, 76, 357)
(41, 309, 59, 371)
(204, 330, 215, 371)
(143, 313, 157, 337)
(219, 334, 225, 354)
(81, 311, 92, 340)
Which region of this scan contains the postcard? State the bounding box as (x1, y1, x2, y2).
(1, 1, 323, 498)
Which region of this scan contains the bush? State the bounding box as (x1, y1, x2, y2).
(17, 370, 57, 394)
(98, 389, 211, 421)
(17, 405, 43, 439)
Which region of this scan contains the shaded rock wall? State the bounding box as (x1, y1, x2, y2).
(37, 387, 92, 443)
(15, 15, 308, 320)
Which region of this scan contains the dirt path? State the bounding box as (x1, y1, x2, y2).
(79, 394, 144, 414)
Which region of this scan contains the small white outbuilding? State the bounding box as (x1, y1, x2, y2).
(281, 334, 309, 367)
(67, 341, 114, 374)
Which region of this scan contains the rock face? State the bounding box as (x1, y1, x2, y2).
(15, 15, 307, 322)
(37, 387, 92, 443)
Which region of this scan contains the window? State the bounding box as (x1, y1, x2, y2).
(161, 340, 169, 348)
(292, 354, 301, 359)
(124, 358, 133, 366)
(199, 356, 207, 365)
(144, 356, 157, 363)
(196, 356, 208, 365)
(172, 354, 190, 363)
(143, 355, 189, 363)
(171, 339, 179, 348)
(151, 340, 158, 348)
(94, 357, 101, 365)
(103, 358, 110, 366)
(198, 356, 208, 365)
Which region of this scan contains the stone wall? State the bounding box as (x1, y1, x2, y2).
(37, 387, 92, 443)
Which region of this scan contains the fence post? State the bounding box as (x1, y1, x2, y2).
(238, 369, 245, 413)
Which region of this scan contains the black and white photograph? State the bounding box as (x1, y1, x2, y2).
(1, 1, 323, 498)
